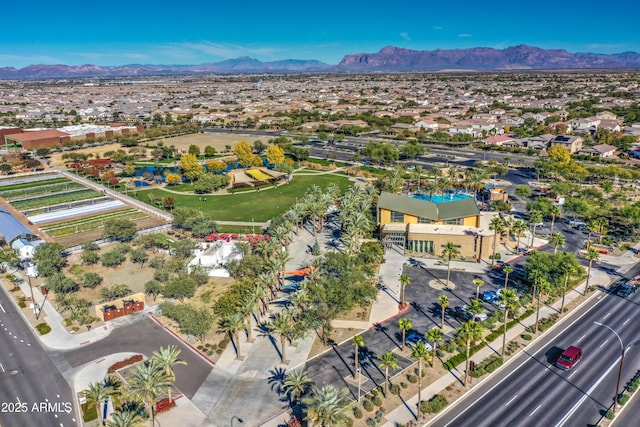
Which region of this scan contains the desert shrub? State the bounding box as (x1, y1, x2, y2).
(108, 354, 144, 373)
(353, 406, 363, 419)
(363, 399, 374, 412)
(35, 323, 51, 335)
(419, 394, 448, 414)
(521, 333, 532, 340)
(400, 381, 408, 389)
(407, 374, 418, 383)
(390, 384, 400, 395)
(372, 395, 382, 406)
(618, 393, 630, 405)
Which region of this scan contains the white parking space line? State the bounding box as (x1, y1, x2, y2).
(0, 362, 4, 372)
(568, 370, 577, 379)
(0, 303, 5, 313)
(602, 312, 611, 320)
(505, 395, 519, 406)
(600, 339, 608, 349)
(577, 334, 586, 343)
(623, 318, 631, 326)
(530, 404, 542, 416)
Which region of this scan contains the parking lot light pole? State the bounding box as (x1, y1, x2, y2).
(594, 321, 624, 413)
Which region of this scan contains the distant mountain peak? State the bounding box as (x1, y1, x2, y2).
(1, 45, 639, 79)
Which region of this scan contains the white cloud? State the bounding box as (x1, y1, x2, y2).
(68, 52, 151, 62)
(458, 33, 473, 38)
(165, 41, 278, 59)
(0, 53, 60, 65)
(400, 32, 411, 41)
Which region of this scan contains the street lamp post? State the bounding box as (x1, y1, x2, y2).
(594, 321, 624, 413)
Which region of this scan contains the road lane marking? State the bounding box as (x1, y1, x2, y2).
(440, 290, 610, 427)
(600, 339, 608, 349)
(506, 395, 519, 406)
(623, 318, 631, 326)
(569, 370, 577, 379)
(0, 303, 5, 313)
(577, 334, 586, 343)
(0, 363, 4, 372)
(603, 312, 611, 320)
(530, 405, 542, 416)
(555, 352, 625, 427)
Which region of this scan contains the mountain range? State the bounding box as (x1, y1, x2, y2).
(2, 45, 640, 79)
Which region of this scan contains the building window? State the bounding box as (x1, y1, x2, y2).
(418, 217, 433, 224)
(390, 211, 405, 223)
(443, 218, 463, 225)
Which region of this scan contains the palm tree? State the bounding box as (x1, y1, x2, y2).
(151, 345, 187, 404)
(529, 210, 543, 247)
(414, 165, 424, 190)
(239, 294, 258, 343)
(251, 283, 269, 317)
(499, 288, 518, 357)
(489, 217, 505, 266)
(584, 247, 600, 294)
(398, 318, 412, 351)
(441, 242, 460, 288)
(438, 295, 449, 329)
(467, 299, 484, 322)
(126, 362, 170, 427)
(411, 341, 431, 420)
(352, 335, 364, 379)
(510, 219, 527, 253)
(549, 232, 566, 254)
(271, 312, 292, 364)
(459, 321, 484, 386)
(82, 381, 112, 427)
(302, 385, 351, 427)
(559, 261, 577, 314)
(502, 265, 514, 290)
(282, 369, 314, 406)
(534, 278, 551, 334)
(549, 205, 562, 233)
(218, 313, 245, 360)
(399, 273, 411, 309)
(473, 278, 485, 300)
(426, 328, 443, 368)
(106, 410, 145, 427)
(378, 351, 399, 397)
(595, 217, 608, 244)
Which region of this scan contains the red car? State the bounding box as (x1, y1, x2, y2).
(556, 346, 582, 371)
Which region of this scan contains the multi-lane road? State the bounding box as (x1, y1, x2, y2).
(429, 265, 640, 427)
(0, 284, 77, 427)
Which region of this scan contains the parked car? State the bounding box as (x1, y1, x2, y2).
(482, 291, 499, 304)
(555, 346, 583, 371)
(529, 221, 544, 227)
(406, 333, 432, 350)
(460, 304, 488, 321)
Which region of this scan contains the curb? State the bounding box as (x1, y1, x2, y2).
(369, 303, 412, 330)
(147, 312, 216, 368)
(423, 281, 607, 427)
(609, 372, 640, 426)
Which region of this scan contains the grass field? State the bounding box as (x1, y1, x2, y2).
(130, 174, 352, 222)
(0, 177, 69, 192)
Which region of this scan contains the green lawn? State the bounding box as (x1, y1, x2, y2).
(130, 174, 352, 222)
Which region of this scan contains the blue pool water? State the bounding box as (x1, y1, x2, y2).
(411, 192, 473, 203)
(133, 181, 151, 187)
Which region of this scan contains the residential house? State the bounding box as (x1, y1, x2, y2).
(550, 135, 584, 154)
(415, 119, 439, 131)
(598, 119, 621, 132)
(596, 111, 617, 120)
(483, 135, 514, 146)
(571, 117, 601, 132)
(524, 134, 554, 150)
(578, 144, 617, 158)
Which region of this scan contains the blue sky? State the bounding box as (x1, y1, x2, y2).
(1, 0, 638, 68)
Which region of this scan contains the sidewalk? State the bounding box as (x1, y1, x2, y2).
(380, 268, 612, 426)
(12, 270, 115, 350)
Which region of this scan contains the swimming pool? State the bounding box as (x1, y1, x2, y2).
(411, 192, 474, 203)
